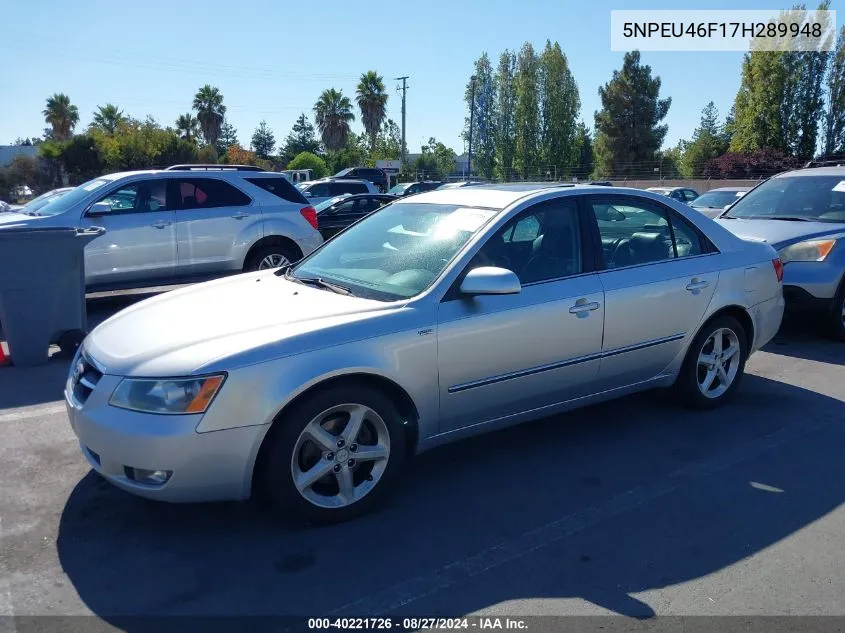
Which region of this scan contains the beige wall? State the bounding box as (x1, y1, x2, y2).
(606, 179, 763, 192)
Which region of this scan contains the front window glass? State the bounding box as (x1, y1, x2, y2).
(35, 178, 109, 216)
(290, 202, 498, 300)
(724, 175, 845, 222)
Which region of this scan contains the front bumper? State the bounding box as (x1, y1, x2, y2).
(781, 260, 843, 314)
(64, 371, 267, 503)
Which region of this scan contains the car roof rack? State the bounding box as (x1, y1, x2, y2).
(803, 156, 845, 168)
(164, 164, 266, 172)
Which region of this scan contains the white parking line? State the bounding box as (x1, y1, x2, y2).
(327, 415, 836, 617)
(0, 402, 66, 424)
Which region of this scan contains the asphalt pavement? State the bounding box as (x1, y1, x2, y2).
(1, 299, 844, 632)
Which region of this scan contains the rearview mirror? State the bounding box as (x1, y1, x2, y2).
(460, 267, 521, 296)
(86, 201, 113, 217)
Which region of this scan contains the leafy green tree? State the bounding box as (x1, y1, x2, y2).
(371, 119, 403, 163)
(287, 151, 328, 178)
(175, 113, 200, 142)
(216, 120, 239, 156)
(282, 113, 321, 159)
(192, 84, 226, 148)
(463, 53, 497, 179)
(314, 88, 355, 152)
(514, 42, 540, 178)
(494, 50, 517, 179)
(326, 132, 365, 172)
(356, 71, 388, 155)
(658, 144, 684, 178)
(58, 135, 105, 182)
(538, 41, 580, 176)
(42, 93, 79, 141)
(572, 122, 594, 179)
(680, 102, 729, 177)
(824, 25, 845, 154)
(250, 120, 276, 159)
(594, 51, 671, 177)
(91, 104, 125, 135)
(415, 137, 456, 179)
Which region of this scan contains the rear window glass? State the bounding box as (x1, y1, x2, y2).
(175, 178, 251, 209)
(246, 177, 308, 204)
(331, 182, 368, 195)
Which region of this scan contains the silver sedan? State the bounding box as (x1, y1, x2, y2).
(65, 184, 785, 524)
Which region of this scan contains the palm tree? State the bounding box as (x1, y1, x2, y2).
(356, 71, 388, 155)
(314, 88, 355, 151)
(175, 113, 200, 141)
(91, 103, 125, 134)
(192, 85, 226, 148)
(42, 93, 79, 140)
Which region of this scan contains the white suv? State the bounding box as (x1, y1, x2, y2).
(0, 165, 324, 291)
(297, 178, 378, 205)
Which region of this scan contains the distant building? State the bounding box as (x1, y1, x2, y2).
(0, 145, 38, 167)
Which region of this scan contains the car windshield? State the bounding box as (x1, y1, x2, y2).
(691, 191, 744, 209)
(289, 202, 498, 301)
(35, 179, 109, 216)
(724, 175, 845, 223)
(389, 183, 411, 194)
(314, 195, 351, 212)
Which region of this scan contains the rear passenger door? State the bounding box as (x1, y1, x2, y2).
(586, 195, 720, 390)
(172, 177, 256, 276)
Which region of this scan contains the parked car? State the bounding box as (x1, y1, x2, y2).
(332, 167, 390, 193)
(280, 169, 313, 184)
(0, 165, 323, 291)
(689, 187, 752, 218)
(715, 166, 845, 339)
(436, 181, 486, 190)
(298, 179, 378, 205)
(11, 186, 75, 216)
(389, 181, 443, 196)
(646, 186, 699, 204)
(315, 193, 396, 239)
(0, 200, 11, 212)
(588, 181, 614, 186)
(66, 183, 783, 524)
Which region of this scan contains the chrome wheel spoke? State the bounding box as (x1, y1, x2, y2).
(294, 460, 334, 492)
(343, 404, 367, 443)
(701, 367, 718, 391)
(722, 345, 739, 362)
(698, 352, 717, 368)
(712, 332, 723, 354)
(353, 443, 388, 463)
(716, 363, 729, 385)
(304, 421, 338, 452)
(335, 467, 356, 505)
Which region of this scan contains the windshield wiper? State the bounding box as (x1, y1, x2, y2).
(283, 268, 352, 295)
(766, 216, 813, 222)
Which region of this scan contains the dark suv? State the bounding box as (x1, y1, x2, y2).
(332, 167, 389, 192)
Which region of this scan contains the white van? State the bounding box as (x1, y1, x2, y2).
(280, 169, 314, 184)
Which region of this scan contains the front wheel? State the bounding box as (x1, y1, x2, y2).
(821, 288, 845, 341)
(261, 384, 406, 524)
(674, 315, 748, 410)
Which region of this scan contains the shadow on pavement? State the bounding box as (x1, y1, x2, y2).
(56, 374, 845, 626)
(763, 317, 844, 366)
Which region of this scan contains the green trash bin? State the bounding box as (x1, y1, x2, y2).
(0, 225, 104, 367)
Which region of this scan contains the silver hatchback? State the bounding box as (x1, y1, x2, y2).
(66, 184, 784, 524)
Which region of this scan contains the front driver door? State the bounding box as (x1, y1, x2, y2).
(80, 178, 177, 288)
(437, 196, 605, 433)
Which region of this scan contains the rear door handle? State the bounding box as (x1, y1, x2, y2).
(686, 279, 710, 292)
(150, 221, 172, 229)
(231, 212, 249, 220)
(569, 301, 601, 315)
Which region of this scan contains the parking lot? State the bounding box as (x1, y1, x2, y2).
(1, 292, 844, 630)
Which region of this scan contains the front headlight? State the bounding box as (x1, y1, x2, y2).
(778, 239, 837, 264)
(109, 374, 226, 415)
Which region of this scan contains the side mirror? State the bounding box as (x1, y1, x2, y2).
(86, 201, 113, 217)
(460, 267, 521, 296)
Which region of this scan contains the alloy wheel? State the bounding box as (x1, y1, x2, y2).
(696, 327, 741, 399)
(290, 403, 391, 509)
(258, 254, 290, 270)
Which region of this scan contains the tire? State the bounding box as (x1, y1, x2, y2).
(821, 285, 845, 342)
(244, 244, 299, 272)
(673, 315, 748, 410)
(56, 330, 85, 358)
(261, 383, 407, 525)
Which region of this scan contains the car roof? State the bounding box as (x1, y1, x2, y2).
(707, 186, 752, 192)
(777, 166, 845, 177)
(395, 183, 628, 210)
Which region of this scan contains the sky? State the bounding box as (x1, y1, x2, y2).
(1, 0, 840, 155)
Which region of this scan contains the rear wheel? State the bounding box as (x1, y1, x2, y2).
(674, 315, 748, 410)
(244, 244, 299, 272)
(261, 384, 406, 524)
(821, 288, 845, 341)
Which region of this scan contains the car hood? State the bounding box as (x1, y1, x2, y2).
(84, 270, 402, 377)
(713, 218, 845, 248)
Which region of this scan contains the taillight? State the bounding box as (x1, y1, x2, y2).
(772, 258, 784, 282)
(300, 206, 318, 230)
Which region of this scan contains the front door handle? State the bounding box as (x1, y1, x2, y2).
(150, 221, 172, 229)
(231, 212, 249, 220)
(569, 300, 601, 315)
(686, 279, 710, 292)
